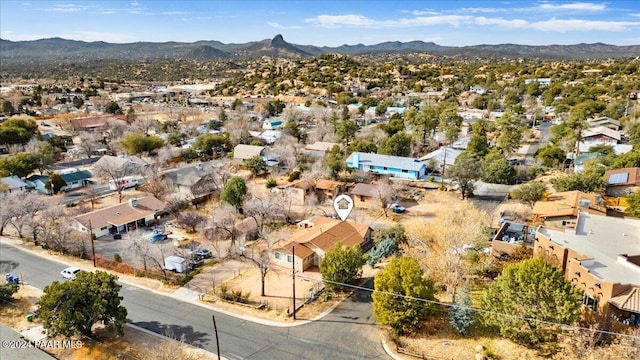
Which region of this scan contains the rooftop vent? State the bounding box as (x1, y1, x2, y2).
(129, 198, 138, 207)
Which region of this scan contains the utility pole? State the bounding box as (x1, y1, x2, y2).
(292, 245, 296, 320)
(89, 220, 96, 267)
(211, 315, 221, 360)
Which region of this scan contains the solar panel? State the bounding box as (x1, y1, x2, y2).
(608, 173, 629, 185)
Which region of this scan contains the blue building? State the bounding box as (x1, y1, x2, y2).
(26, 169, 93, 195)
(346, 152, 426, 180)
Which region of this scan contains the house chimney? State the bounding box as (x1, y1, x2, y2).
(129, 198, 138, 207)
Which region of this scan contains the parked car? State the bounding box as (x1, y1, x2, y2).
(388, 203, 406, 213)
(61, 266, 81, 280)
(191, 248, 212, 259)
(149, 232, 168, 243)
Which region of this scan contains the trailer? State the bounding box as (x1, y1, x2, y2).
(164, 256, 187, 273)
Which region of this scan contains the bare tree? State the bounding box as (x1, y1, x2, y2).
(176, 210, 206, 233)
(131, 117, 160, 134)
(9, 192, 47, 241)
(244, 194, 279, 237)
(246, 247, 274, 297)
(78, 132, 102, 159)
(94, 158, 133, 203)
(147, 243, 170, 282)
(0, 191, 20, 236)
(105, 119, 128, 139)
(375, 179, 396, 217)
(83, 183, 103, 209)
(271, 134, 300, 171)
(40, 206, 78, 255)
(25, 197, 55, 243)
(127, 230, 152, 272)
(210, 205, 239, 254)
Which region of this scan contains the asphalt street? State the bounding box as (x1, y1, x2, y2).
(0, 243, 390, 360)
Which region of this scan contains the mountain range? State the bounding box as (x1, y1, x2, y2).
(1, 34, 639, 64)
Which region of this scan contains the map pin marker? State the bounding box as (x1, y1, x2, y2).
(333, 194, 354, 221)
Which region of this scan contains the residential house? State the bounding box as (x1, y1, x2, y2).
(26, 169, 93, 195)
(1, 175, 31, 192)
(315, 179, 345, 201)
(162, 164, 219, 202)
(531, 191, 606, 229)
(262, 118, 283, 130)
(573, 152, 605, 173)
(469, 85, 487, 95)
(93, 155, 148, 175)
(524, 78, 551, 86)
(587, 117, 621, 131)
(490, 221, 535, 259)
(346, 152, 427, 180)
(604, 167, 640, 197)
(272, 217, 373, 272)
(535, 214, 640, 325)
(69, 115, 126, 132)
(419, 147, 462, 174)
(304, 141, 338, 157)
(278, 178, 316, 205)
(74, 196, 166, 238)
(350, 183, 380, 208)
(582, 126, 621, 144)
(233, 144, 265, 161)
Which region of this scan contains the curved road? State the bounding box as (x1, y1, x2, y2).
(0, 243, 390, 360)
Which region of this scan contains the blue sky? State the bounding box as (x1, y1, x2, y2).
(1, 1, 639, 46)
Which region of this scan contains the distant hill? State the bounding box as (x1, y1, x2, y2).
(1, 35, 639, 65)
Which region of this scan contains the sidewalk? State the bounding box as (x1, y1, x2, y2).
(0, 235, 311, 327)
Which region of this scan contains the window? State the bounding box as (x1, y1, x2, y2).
(286, 255, 293, 263)
(100, 226, 108, 231)
(402, 169, 408, 173)
(583, 294, 598, 310)
(383, 167, 388, 170)
(275, 252, 283, 260)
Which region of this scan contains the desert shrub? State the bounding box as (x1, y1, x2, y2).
(288, 171, 301, 182)
(265, 178, 277, 189)
(0, 283, 19, 304)
(113, 253, 122, 263)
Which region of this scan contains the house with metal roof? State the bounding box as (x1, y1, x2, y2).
(1, 175, 31, 193)
(25, 169, 93, 195)
(346, 152, 426, 180)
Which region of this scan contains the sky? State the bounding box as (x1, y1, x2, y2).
(1, 1, 639, 47)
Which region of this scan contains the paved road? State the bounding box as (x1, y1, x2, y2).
(0, 323, 55, 360)
(0, 243, 390, 360)
(523, 122, 552, 166)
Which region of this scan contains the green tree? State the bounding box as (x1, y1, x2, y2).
(0, 152, 39, 178)
(494, 111, 523, 155)
(125, 107, 135, 122)
(336, 119, 358, 146)
(378, 117, 405, 137)
(220, 176, 247, 213)
(466, 131, 490, 158)
(449, 285, 474, 335)
(447, 152, 483, 200)
(0, 282, 19, 304)
(438, 103, 463, 145)
(319, 243, 365, 291)
(378, 131, 412, 157)
(551, 172, 606, 193)
(0, 99, 15, 114)
(219, 108, 228, 122)
(37, 271, 127, 337)
(406, 105, 438, 147)
(0, 117, 38, 146)
(105, 101, 123, 114)
(119, 133, 164, 155)
(45, 173, 67, 194)
(193, 133, 228, 155)
(566, 102, 595, 155)
(480, 257, 582, 345)
(482, 149, 516, 184)
(536, 144, 566, 168)
(244, 155, 268, 177)
(347, 140, 377, 154)
(511, 181, 547, 208)
(372, 257, 436, 335)
(626, 191, 640, 217)
(323, 145, 345, 180)
(373, 224, 407, 246)
(611, 148, 640, 169)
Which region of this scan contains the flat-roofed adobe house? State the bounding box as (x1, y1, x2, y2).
(535, 214, 640, 325)
(531, 191, 606, 229)
(74, 196, 166, 238)
(233, 144, 265, 161)
(272, 217, 373, 272)
(346, 152, 426, 180)
(604, 167, 640, 197)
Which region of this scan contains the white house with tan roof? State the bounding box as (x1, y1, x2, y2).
(74, 196, 166, 238)
(272, 217, 373, 272)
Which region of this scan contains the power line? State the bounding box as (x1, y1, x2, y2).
(298, 275, 640, 343)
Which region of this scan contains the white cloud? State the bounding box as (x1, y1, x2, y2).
(531, 18, 638, 32)
(459, 7, 506, 14)
(131, 1, 140, 6)
(0, 30, 50, 41)
(267, 22, 302, 30)
(537, 2, 606, 11)
(305, 14, 470, 28)
(473, 17, 529, 28)
(47, 3, 89, 12)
